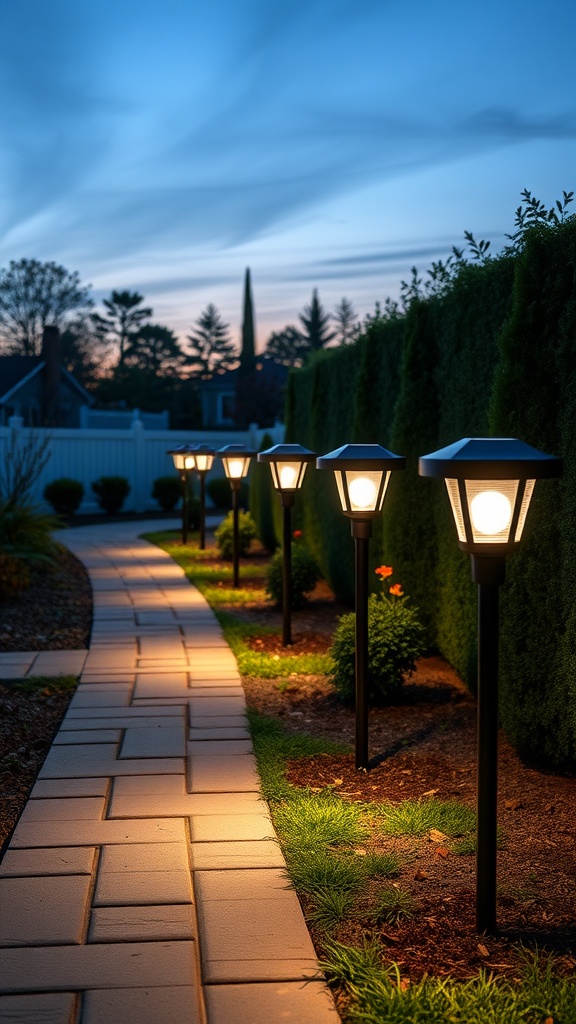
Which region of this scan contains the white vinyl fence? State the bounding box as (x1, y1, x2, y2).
(0, 416, 284, 514)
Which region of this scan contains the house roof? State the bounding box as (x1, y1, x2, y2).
(0, 355, 94, 406)
(0, 356, 44, 403)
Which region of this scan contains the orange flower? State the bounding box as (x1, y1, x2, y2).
(375, 565, 393, 578)
(389, 583, 404, 597)
(293, 529, 302, 539)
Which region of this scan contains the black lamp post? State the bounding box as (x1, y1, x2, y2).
(316, 443, 406, 770)
(418, 436, 561, 934)
(192, 444, 215, 550)
(257, 443, 316, 646)
(167, 444, 197, 545)
(217, 443, 256, 587)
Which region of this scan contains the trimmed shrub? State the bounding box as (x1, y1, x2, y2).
(214, 510, 257, 560)
(329, 570, 425, 704)
(266, 541, 321, 609)
(91, 476, 130, 514)
(43, 477, 84, 516)
(152, 475, 181, 511)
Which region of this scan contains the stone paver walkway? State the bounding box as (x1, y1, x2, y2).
(0, 521, 340, 1024)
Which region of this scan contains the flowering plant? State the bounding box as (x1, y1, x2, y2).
(329, 564, 425, 704)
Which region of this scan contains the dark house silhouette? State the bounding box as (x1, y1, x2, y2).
(0, 326, 94, 427)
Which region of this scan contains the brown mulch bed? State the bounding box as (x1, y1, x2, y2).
(0, 548, 92, 849)
(243, 656, 576, 981)
(0, 547, 92, 652)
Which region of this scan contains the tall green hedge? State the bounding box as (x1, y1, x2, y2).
(490, 223, 576, 765)
(285, 218, 576, 766)
(249, 432, 278, 553)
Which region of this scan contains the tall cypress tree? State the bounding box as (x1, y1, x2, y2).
(239, 267, 256, 374)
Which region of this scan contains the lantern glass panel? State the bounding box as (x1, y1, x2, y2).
(464, 479, 519, 544)
(335, 470, 390, 513)
(183, 453, 196, 470)
(172, 453, 187, 471)
(195, 453, 214, 472)
(514, 478, 535, 541)
(271, 461, 307, 491)
(223, 456, 249, 479)
(445, 478, 466, 543)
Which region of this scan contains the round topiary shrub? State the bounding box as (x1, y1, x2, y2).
(266, 543, 321, 609)
(152, 475, 181, 511)
(214, 510, 257, 560)
(330, 566, 426, 704)
(91, 476, 131, 514)
(43, 477, 85, 515)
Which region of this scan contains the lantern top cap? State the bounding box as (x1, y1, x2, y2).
(418, 437, 561, 480)
(216, 443, 256, 457)
(193, 444, 215, 455)
(166, 443, 197, 455)
(316, 442, 406, 471)
(258, 443, 316, 464)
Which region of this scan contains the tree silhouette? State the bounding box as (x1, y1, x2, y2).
(298, 288, 335, 352)
(125, 323, 186, 377)
(333, 297, 359, 345)
(186, 304, 237, 378)
(92, 290, 153, 366)
(264, 325, 309, 367)
(0, 258, 93, 356)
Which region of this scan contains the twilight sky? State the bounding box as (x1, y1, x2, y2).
(1, 0, 575, 351)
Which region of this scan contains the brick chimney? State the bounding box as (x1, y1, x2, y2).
(41, 325, 61, 425)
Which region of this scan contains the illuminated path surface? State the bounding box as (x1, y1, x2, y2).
(0, 521, 340, 1024)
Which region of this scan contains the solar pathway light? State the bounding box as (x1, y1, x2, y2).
(257, 443, 316, 646)
(418, 437, 561, 934)
(167, 443, 197, 545)
(217, 443, 256, 588)
(191, 444, 215, 550)
(316, 443, 406, 770)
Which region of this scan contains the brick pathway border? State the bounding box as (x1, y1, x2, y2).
(0, 521, 340, 1024)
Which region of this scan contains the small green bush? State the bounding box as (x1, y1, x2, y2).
(207, 477, 249, 510)
(151, 475, 181, 511)
(330, 568, 425, 704)
(43, 477, 84, 515)
(91, 476, 130, 514)
(266, 542, 322, 609)
(214, 510, 257, 559)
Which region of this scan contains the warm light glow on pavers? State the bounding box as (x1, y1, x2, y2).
(0, 521, 340, 1024)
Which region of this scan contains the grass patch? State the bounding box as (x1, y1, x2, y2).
(285, 848, 367, 897)
(4, 674, 78, 694)
(274, 791, 370, 850)
(371, 886, 414, 925)
(377, 798, 476, 838)
(248, 709, 350, 802)
(320, 943, 576, 1023)
(308, 890, 358, 932)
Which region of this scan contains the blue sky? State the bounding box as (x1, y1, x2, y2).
(1, 0, 575, 350)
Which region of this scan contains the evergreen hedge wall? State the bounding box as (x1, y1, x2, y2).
(285, 221, 576, 766)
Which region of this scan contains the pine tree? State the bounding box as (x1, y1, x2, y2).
(186, 304, 237, 378)
(298, 288, 335, 352)
(333, 297, 359, 345)
(239, 268, 256, 374)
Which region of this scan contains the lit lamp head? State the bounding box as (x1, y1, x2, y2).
(167, 444, 197, 473)
(258, 443, 316, 505)
(418, 437, 561, 578)
(192, 445, 215, 474)
(316, 443, 406, 529)
(217, 443, 256, 487)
